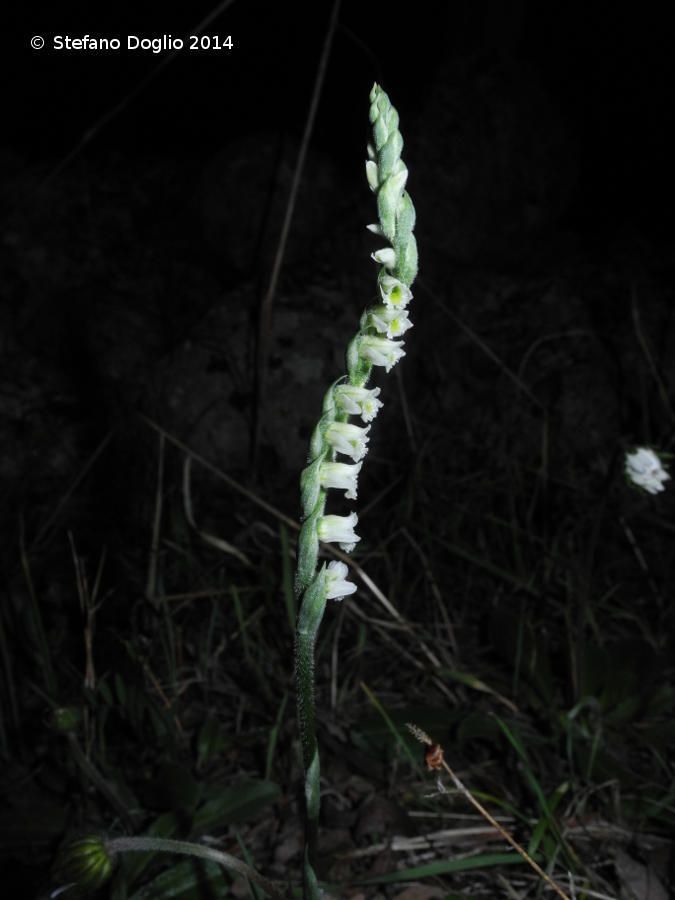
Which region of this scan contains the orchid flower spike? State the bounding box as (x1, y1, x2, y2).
(294, 82, 419, 900)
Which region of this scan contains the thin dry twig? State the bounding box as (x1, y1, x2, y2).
(253, 0, 343, 468)
(406, 723, 572, 900)
(145, 430, 166, 606)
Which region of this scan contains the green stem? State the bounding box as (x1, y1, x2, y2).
(66, 732, 137, 833)
(295, 561, 328, 898)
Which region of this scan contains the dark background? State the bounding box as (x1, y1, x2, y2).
(8, 1, 675, 233)
(5, 0, 675, 499)
(3, 3, 675, 897)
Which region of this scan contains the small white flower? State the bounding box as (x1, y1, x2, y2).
(318, 512, 360, 553)
(366, 223, 384, 236)
(378, 274, 413, 310)
(334, 384, 383, 422)
(325, 560, 357, 600)
(625, 447, 670, 494)
(319, 461, 362, 500)
(359, 335, 406, 372)
(371, 247, 396, 268)
(369, 305, 413, 339)
(325, 421, 370, 462)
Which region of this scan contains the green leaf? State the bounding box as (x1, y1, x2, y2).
(128, 859, 227, 900)
(119, 812, 183, 885)
(193, 780, 280, 832)
(359, 681, 418, 768)
(354, 852, 526, 885)
(115, 672, 127, 707)
(96, 678, 113, 706)
(196, 715, 229, 770)
(457, 711, 502, 747)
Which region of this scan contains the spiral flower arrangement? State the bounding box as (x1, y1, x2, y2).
(294, 83, 418, 897)
(50, 84, 418, 900)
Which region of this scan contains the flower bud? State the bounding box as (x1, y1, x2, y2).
(52, 835, 114, 895)
(371, 247, 396, 268)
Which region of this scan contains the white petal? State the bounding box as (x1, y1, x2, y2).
(334, 384, 383, 422)
(320, 461, 362, 500)
(369, 305, 413, 339)
(378, 274, 413, 310)
(325, 421, 371, 462)
(325, 560, 357, 600)
(365, 160, 379, 192)
(625, 447, 670, 494)
(371, 247, 396, 268)
(318, 513, 360, 553)
(359, 335, 406, 372)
